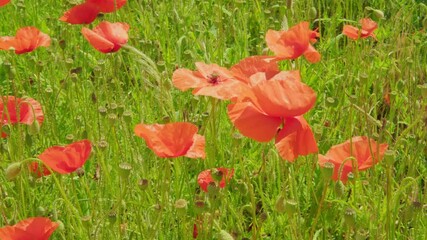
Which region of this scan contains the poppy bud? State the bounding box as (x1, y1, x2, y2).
(174, 199, 188, 217)
(28, 120, 40, 135)
(309, 7, 317, 19)
(5, 162, 22, 181)
(372, 9, 385, 19)
(281, 15, 289, 31)
(56, 220, 65, 232)
(274, 195, 286, 213)
(118, 162, 132, 180)
(75, 167, 85, 177)
(218, 230, 234, 240)
(344, 207, 356, 228)
(236, 180, 248, 195)
(258, 212, 268, 223)
(138, 178, 149, 190)
(36, 206, 46, 216)
(284, 199, 298, 216)
(384, 150, 395, 166)
(334, 180, 345, 198)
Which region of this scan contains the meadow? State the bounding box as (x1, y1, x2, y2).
(0, 0, 426, 239)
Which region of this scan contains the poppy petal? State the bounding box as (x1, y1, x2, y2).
(197, 168, 234, 192)
(0, 217, 58, 240)
(134, 122, 204, 158)
(37, 140, 92, 175)
(60, 3, 100, 25)
(227, 102, 281, 142)
(172, 69, 208, 91)
(360, 18, 378, 32)
(82, 27, 115, 53)
(269, 70, 301, 82)
(87, 0, 127, 13)
(0, 0, 10, 7)
(342, 25, 360, 40)
(275, 116, 318, 162)
(230, 56, 280, 84)
(250, 79, 316, 118)
(303, 44, 321, 63)
(185, 134, 206, 159)
(192, 79, 246, 100)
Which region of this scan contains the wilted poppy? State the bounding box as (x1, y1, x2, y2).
(1, 96, 44, 137)
(0, 217, 58, 240)
(318, 136, 388, 182)
(227, 74, 316, 142)
(0, 0, 10, 7)
(342, 18, 378, 40)
(82, 21, 129, 53)
(30, 140, 92, 176)
(87, 0, 127, 13)
(266, 22, 321, 63)
(197, 168, 234, 192)
(172, 62, 246, 100)
(275, 116, 318, 162)
(60, 2, 100, 25)
(134, 122, 205, 159)
(0, 27, 50, 54)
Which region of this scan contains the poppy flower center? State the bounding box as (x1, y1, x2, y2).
(207, 73, 220, 85)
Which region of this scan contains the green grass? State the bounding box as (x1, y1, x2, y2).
(1, 0, 426, 239)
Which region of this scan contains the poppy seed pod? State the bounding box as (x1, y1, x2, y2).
(384, 150, 395, 166)
(321, 161, 334, 180)
(138, 179, 149, 190)
(284, 199, 298, 216)
(344, 207, 356, 228)
(373, 9, 385, 19)
(174, 199, 188, 216)
(5, 162, 22, 181)
(118, 162, 132, 180)
(309, 7, 317, 19)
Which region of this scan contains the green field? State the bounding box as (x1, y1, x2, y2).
(0, 0, 426, 239)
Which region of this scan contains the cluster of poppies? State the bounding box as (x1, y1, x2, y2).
(1, 0, 388, 238)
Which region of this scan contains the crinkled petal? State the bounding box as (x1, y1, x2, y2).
(82, 27, 115, 53)
(227, 102, 281, 142)
(185, 134, 206, 159)
(60, 3, 99, 25)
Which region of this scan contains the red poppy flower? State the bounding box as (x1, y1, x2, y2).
(0, 27, 50, 54)
(0, 217, 58, 240)
(60, 2, 100, 25)
(30, 140, 92, 176)
(1, 96, 44, 137)
(342, 18, 378, 40)
(87, 0, 127, 13)
(266, 22, 321, 63)
(318, 136, 388, 182)
(172, 62, 247, 100)
(197, 168, 234, 192)
(275, 116, 318, 162)
(227, 74, 316, 142)
(134, 122, 205, 159)
(0, 0, 10, 7)
(82, 21, 129, 53)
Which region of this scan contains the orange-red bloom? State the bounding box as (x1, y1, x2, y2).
(227, 72, 316, 142)
(134, 122, 205, 159)
(82, 21, 129, 53)
(197, 168, 234, 192)
(0, 27, 50, 54)
(60, 2, 99, 25)
(342, 18, 378, 40)
(266, 22, 321, 63)
(0, 0, 10, 7)
(30, 140, 92, 176)
(87, 0, 127, 13)
(172, 62, 246, 100)
(231, 56, 281, 86)
(275, 116, 318, 162)
(0, 217, 58, 240)
(318, 136, 388, 182)
(1, 96, 44, 137)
